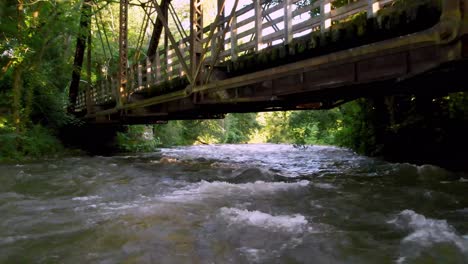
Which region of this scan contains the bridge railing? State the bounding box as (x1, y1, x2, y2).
(77, 0, 399, 113)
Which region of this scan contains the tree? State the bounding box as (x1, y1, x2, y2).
(0, 0, 82, 160)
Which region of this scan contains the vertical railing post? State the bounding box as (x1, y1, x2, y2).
(128, 65, 134, 93)
(137, 63, 143, 90)
(164, 47, 169, 80)
(217, 0, 225, 58)
(168, 48, 173, 80)
(284, 0, 293, 44)
(85, 32, 93, 114)
(146, 57, 152, 88)
(231, 12, 238, 61)
(155, 49, 161, 84)
(179, 40, 185, 77)
(320, 0, 332, 32)
(210, 26, 216, 64)
(254, 0, 263, 51)
(100, 78, 104, 103)
(105, 76, 111, 101)
(367, 0, 380, 18)
(111, 76, 116, 100)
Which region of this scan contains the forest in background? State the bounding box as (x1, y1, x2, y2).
(119, 91, 468, 169)
(0, 0, 361, 161)
(1, 0, 467, 170)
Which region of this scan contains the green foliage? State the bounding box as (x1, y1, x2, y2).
(223, 113, 261, 143)
(154, 121, 195, 146)
(289, 109, 342, 146)
(0, 124, 63, 162)
(116, 125, 158, 152)
(0, 0, 83, 161)
(260, 112, 291, 143)
(153, 113, 260, 147)
(334, 99, 377, 154)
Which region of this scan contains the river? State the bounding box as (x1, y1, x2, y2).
(0, 144, 467, 263)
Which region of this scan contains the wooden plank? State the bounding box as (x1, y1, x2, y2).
(321, 0, 332, 32)
(292, 16, 321, 34)
(263, 1, 283, 17)
(237, 41, 256, 52)
(255, 0, 263, 51)
(236, 27, 256, 40)
(330, 0, 367, 21)
(367, 0, 380, 18)
(219, 49, 231, 58)
(235, 16, 255, 29)
(284, 0, 293, 44)
(262, 29, 284, 43)
(234, 1, 254, 17)
(292, 2, 319, 18)
(357, 53, 407, 81)
(262, 16, 282, 30)
(231, 12, 238, 61)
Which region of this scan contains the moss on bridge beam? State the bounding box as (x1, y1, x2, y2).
(129, 0, 441, 102)
(226, 0, 441, 77)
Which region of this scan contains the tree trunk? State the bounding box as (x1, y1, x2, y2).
(13, 0, 24, 133)
(12, 66, 23, 133)
(68, 0, 92, 112)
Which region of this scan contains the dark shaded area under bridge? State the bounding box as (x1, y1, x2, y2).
(73, 0, 468, 125)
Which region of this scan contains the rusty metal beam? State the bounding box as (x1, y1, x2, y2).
(152, 0, 192, 83)
(147, 0, 171, 61)
(196, 0, 240, 84)
(190, 0, 203, 84)
(118, 0, 129, 106)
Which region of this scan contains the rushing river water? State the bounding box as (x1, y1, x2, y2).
(1, 144, 467, 263)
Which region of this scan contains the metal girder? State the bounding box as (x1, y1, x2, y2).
(147, 0, 171, 61)
(196, 0, 240, 84)
(119, 0, 129, 106)
(152, 0, 192, 83)
(190, 0, 203, 84)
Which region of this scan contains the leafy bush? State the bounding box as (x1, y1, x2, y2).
(116, 125, 158, 152)
(0, 123, 63, 162)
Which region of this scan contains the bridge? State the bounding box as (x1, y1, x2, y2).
(69, 0, 468, 124)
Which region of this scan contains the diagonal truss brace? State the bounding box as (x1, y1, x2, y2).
(152, 0, 193, 84)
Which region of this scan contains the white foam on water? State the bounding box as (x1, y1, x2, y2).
(389, 209, 468, 252)
(396, 256, 406, 264)
(312, 182, 336, 189)
(160, 144, 348, 177)
(159, 180, 310, 202)
(238, 247, 268, 263)
(219, 207, 309, 233)
(72, 195, 101, 201)
(416, 164, 453, 181)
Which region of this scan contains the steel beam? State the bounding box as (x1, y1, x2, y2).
(190, 0, 203, 84)
(119, 0, 129, 106)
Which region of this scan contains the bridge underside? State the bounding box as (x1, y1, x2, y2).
(85, 30, 468, 125)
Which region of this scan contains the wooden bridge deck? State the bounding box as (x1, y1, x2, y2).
(74, 0, 468, 124)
